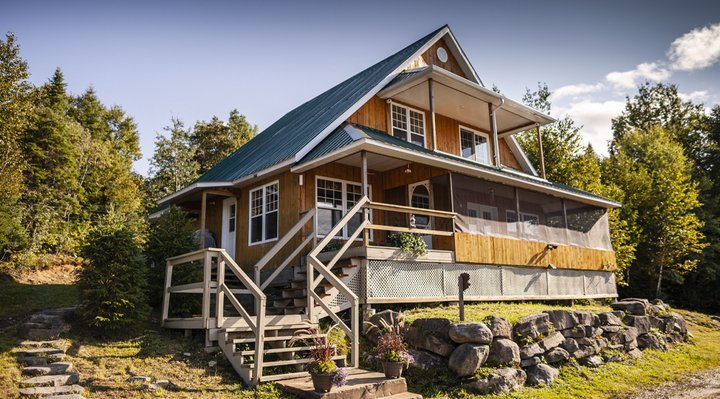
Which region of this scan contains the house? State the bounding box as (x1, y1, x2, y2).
(158, 25, 620, 385)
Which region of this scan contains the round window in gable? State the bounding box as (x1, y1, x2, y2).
(436, 47, 448, 63)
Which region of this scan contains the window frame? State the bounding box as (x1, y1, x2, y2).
(459, 125, 491, 164)
(315, 176, 372, 240)
(391, 103, 426, 148)
(248, 180, 280, 246)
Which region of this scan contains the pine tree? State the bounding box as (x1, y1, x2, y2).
(147, 118, 199, 203)
(191, 109, 257, 173)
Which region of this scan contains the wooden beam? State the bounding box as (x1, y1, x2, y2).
(368, 224, 454, 237)
(366, 201, 456, 218)
(361, 151, 370, 246)
(428, 79, 437, 151)
(489, 103, 501, 167)
(537, 125, 546, 179)
(199, 191, 207, 248)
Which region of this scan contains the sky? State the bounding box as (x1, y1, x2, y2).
(3, 0, 720, 176)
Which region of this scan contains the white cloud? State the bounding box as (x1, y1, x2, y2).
(605, 62, 671, 90)
(555, 100, 626, 155)
(550, 83, 605, 101)
(668, 22, 720, 71)
(678, 90, 709, 102)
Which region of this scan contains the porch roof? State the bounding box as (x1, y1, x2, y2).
(297, 123, 621, 209)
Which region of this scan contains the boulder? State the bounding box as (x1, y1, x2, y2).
(612, 310, 626, 319)
(486, 338, 520, 366)
(637, 334, 667, 351)
(519, 342, 544, 359)
(623, 315, 652, 335)
(449, 322, 493, 344)
(538, 332, 565, 351)
(513, 313, 553, 342)
(521, 356, 541, 368)
(649, 317, 665, 330)
(448, 344, 489, 377)
(484, 316, 513, 339)
(411, 318, 452, 340)
(407, 349, 446, 371)
(651, 298, 670, 312)
(598, 312, 622, 326)
(580, 355, 603, 368)
(575, 311, 594, 326)
(545, 347, 570, 364)
(405, 326, 456, 357)
(467, 368, 526, 395)
(611, 299, 651, 316)
(662, 313, 687, 336)
(584, 326, 603, 337)
(627, 348, 643, 359)
(602, 350, 624, 363)
(562, 338, 580, 353)
(526, 364, 560, 386)
(666, 332, 684, 343)
(625, 340, 639, 351)
(602, 325, 621, 333)
(560, 326, 586, 339)
(368, 309, 402, 330)
(607, 326, 639, 345)
(543, 310, 578, 330)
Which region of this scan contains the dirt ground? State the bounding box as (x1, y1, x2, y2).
(623, 368, 720, 399)
(6, 263, 79, 284)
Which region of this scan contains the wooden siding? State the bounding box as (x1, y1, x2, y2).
(420, 39, 467, 78)
(347, 96, 387, 132)
(499, 138, 523, 170)
(454, 232, 617, 271)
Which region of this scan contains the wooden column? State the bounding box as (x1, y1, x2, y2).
(199, 190, 207, 248)
(361, 151, 370, 246)
(489, 103, 501, 167)
(428, 79, 437, 150)
(536, 125, 546, 179)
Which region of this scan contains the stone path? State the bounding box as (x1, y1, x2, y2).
(13, 308, 86, 399)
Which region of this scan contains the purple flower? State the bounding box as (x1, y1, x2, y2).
(333, 368, 348, 387)
(399, 351, 415, 365)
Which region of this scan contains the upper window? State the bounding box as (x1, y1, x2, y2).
(249, 181, 279, 245)
(391, 104, 425, 147)
(316, 177, 371, 239)
(460, 127, 490, 164)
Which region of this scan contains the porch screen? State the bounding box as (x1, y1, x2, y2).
(452, 173, 612, 250)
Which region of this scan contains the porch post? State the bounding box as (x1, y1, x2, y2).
(489, 103, 501, 167)
(199, 190, 207, 248)
(428, 79, 437, 150)
(361, 150, 370, 246)
(536, 125, 546, 179)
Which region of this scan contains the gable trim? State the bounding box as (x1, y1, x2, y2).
(292, 27, 450, 163)
(505, 135, 538, 176)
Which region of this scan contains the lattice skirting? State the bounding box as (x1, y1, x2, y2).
(362, 261, 617, 303)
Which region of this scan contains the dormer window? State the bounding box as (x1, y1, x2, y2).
(460, 127, 490, 164)
(391, 103, 425, 147)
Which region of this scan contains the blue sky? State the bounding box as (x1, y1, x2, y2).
(3, 0, 719, 175)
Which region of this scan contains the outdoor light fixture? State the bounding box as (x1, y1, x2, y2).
(404, 163, 412, 174)
(547, 264, 557, 270)
(546, 244, 558, 250)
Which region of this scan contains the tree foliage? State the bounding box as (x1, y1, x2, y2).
(146, 119, 199, 203)
(192, 109, 257, 174)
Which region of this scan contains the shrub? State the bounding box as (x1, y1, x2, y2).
(78, 218, 149, 334)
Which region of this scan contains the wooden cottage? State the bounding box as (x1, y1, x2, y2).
(157, 25, 620, 385)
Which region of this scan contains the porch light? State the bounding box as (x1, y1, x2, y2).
(404, 163, 412, 174)
(546, 244, 558, 250)
(547, 264, 557, 270)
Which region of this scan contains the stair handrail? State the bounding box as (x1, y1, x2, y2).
(212, 248, 266, 385)
(306, 196, 368, 368)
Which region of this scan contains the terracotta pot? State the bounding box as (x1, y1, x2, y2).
(382, 361, 404, 379)
(311, 373, 336, 393)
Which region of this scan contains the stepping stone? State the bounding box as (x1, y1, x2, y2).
(15, 347, 64, 357)
(21, 354, 65, 367)
(42, 395, 85, 399)
(18, 384, 84, 396)
(19, 373, 79, 387)
(23, 362, 73, 376)
(20, 340, 63, 348)
(24, 328, 63, 341)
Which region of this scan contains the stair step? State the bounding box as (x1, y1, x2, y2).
(240, 354, 345, 368)
(230, 333, 324, 344)
(260, 371, 310, 382)
(19, 340, 64, 348)
(21, 354, 65, 366)
(386, 393, 423, 399)
(237, 345, 317, 356)
(43, 395, 86, 399)
(22, 362, 73, 376)
(19, 373, 80, 388)
(18, 384, 84, 397)
(276, 368, 413, 399)
(15, 348, 64, 357)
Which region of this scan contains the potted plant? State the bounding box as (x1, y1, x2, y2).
(365, 314, 414, 379)
(385, 232, 427, 257)
(290, 324, 348, 393)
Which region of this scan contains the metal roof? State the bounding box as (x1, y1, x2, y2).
(193, 26, 447, 184)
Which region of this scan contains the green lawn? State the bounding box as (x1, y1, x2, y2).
(0, 280, 79, 320)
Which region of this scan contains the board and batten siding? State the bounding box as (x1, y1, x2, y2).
(454, 232, 617, 271)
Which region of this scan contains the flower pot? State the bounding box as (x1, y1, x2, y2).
(311, 373, 336, 393)
(381, 361, 404, 379)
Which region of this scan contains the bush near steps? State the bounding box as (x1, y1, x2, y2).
(365, 298, 690, 395)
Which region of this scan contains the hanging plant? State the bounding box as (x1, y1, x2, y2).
(386, 232, 427, 257)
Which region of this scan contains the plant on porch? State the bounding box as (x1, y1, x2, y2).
(386, 232, 428, 257)
(365, 314, 415, 378)
(289, 324, 348, 392)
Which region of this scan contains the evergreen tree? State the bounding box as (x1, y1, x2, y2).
(191, 109, 257, 173)
(147, 118, 199, 203)
(0, 33, 32, 256)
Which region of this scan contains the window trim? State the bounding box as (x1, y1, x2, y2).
(459, 125, 491, 164)
(391, 102, 426, 148)
(248, 180, 280, 246)
(315, 176, 372, 240)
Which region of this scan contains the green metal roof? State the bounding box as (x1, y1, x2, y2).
(194, 26, 447, 184)
(300, 122, 619, 206)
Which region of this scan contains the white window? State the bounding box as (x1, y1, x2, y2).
(391, 103, 425, 147)
(249, 181, 279, 245)
(507, 209, 539, 236)
(468, 203, 498, 234)
(460, 127, 490, 164)
(316, 177, 371, 239)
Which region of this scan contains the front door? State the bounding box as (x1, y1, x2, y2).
(221, 197, 237, 259)
(408, 181, 433, 249)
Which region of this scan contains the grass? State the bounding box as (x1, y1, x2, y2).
(0, 280, 79, 320)
(398, 302, 720, 399)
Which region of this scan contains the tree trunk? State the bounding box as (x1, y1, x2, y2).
(656, 263, 664, 298)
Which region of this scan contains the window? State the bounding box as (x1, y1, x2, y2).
(460, 127, 490, 164)
(228, 204, 236, 233)
(391, 103, 425, 147)
(316, 177, 371, 239)
(505, 210, 538, 235)
(249, 181, 279, 244)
